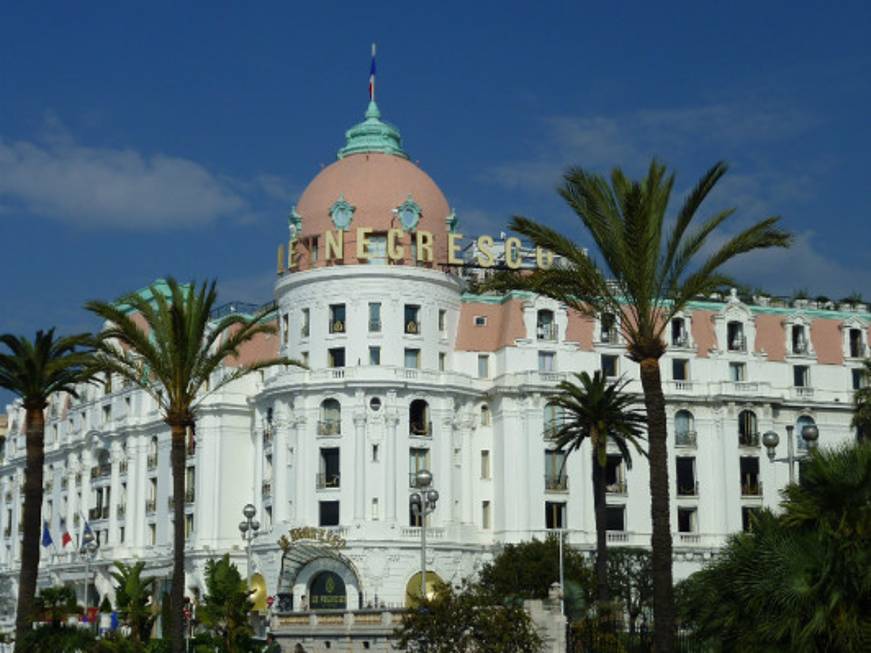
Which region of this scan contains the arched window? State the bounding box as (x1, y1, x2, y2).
(148, 437, 158, 470)
(480, 404, 491, 426)
(543, 402, 561, 440)
(536, 309, 556, 341)
(319, 399, 341, 436)
(738, 410, 758, 446)
(674, 410, 695, 446)
(410, 400, 430, 436)
(796, 415, 815, 451)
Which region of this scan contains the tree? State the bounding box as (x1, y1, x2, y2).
(33, 586, 81, 628)
(851, 358, 871, 440)
(607, 548, 653, 636)
(486, 161, 790, 650)
(394, 581, 542, 653)
(477, 537, 594, 620)
(677, 443, 871, 652)
(85, 278, 302, 653)
(0, 329, 95, 650)
(547, 371, 646, 607)
(112, 561, 157, 646)
(196, 555, 255, 653)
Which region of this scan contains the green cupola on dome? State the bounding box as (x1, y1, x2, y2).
(337, 100, 408, 160)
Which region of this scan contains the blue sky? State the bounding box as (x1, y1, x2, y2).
(1, 2, 870, 403)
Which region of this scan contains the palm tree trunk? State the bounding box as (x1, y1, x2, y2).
(169, 422, 187, 653)
(639, 358, 675, 653)
(591, 444, 609, 607)
(14, 406, 45, 652)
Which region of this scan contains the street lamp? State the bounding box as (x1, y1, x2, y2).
(409, 469, 439, 601)
(762, 424, 820, 484)
(238, 503, 260, 586)
(80, 530, 99, 631)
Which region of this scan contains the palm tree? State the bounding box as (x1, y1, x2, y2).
(488, 161, 791, 649)
(547, 371, 646, 607)
(0, 329, 95, 651)
(85, 278, 302, 653)
(678, 443, 871, 651)
(112, 561, 157, 646)
(851, 358, 871, 441)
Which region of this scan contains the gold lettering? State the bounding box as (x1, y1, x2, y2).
(325, 230, 344, 261)
(356, 228, 373, 260)
(387, 228, 404, 261)
(416, 230, 433, 262)
(536, 247, 554, 269)
(288, 239, 297, 270)
(505, 237, 523, 269)
(448, 233, 464, 265)
(476, 235, 495, 268)
(277, 244, 285, 274)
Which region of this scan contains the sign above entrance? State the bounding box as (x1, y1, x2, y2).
(278, 527, 346, 551)
(309, 571, 347, 611)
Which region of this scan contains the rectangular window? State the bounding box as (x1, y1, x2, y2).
(409, 448, 430, 486)
(482, 501, 492, 529)
(727, 321, 745, 351)
(301, 351, 309, 366)
(404, 305, 421, 334)
(369, 346, 381, 366)
(740, 456, 761, 495)
(729, 362, 747, 382)
(853, 368, 865, 390)
(368, 234, 387, 264)
(605, 454, 626, 494)
(849, 328, 864, 358)
(319, 501, 339, 527)
(678, 507, 697, 533)
(438, 309, 447, 333)
(474, 315, 487, 327)
(438, 352, 446, 371)
(329, 304, 346, 334)
(149, 524, 157, 545)
(793, 365, 810, 387)
(184, 514, 194, 538)
(741, 506, 759, 532)
(480, 450, 491, 479)
(368, 303, 381, 332)
(601, 354, 619, 379)
(676, 457, 697, 496)
(605, 505, 625, 531)
(281, 313, 289, 344)
(600, 313, 618, 343)
(544, 449, 567, 491)
(372, 444, 379, 462)
(545, 501, 566, 529)
(792, 324, 808, 354)
(404, 348, 421, 369)
(477, 354, 490, 379)
(301, 309, 310, 338)
(328, 347, 345, 368)
(318, 448, 340, 488)
(371, 498, 380, 520)
(672, 358, 689, 381)
(671, 318, 688, 346)
(119, 526, 125, 543)
(538, 351, 556, 372)
(310, 237, 319, 263)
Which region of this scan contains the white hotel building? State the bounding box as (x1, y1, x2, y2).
(0, 99, 867, 635)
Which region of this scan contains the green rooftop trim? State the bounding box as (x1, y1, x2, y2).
(115, 279, 182, 315)
(337, 101, 408, 160)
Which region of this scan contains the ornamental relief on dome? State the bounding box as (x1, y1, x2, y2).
(394, 194, 422, 231)
(329, 194, 356, 230)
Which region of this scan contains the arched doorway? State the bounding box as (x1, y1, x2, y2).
(309, 571, 347, 610)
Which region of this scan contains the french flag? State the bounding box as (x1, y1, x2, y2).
(369, 43, 376, 101)
(61, 529, 72, 548)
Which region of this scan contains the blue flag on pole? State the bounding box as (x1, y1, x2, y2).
(41, 521, 53, 548)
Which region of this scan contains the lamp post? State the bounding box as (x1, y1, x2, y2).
(762, 424, 820, 484)
(238, 504, 260, 587)
(409, 469, 439, 601)
(80, 530, 99, 631)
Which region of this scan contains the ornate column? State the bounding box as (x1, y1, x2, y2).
(385, 410, 400, 523)
(463, 414, 476, 525)
(273, 410, 290, 525)
(66, 455, 80, 552)
(291, 413, 307, 525)
(353, 410, 367, 521)
(108, 442, 123, 545)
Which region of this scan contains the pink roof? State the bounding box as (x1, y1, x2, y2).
(224, 321, 280, 367)
(690, 310, 716, 358)
(455, 300, 526, 351)
(295, 153, 451, 266)
(565, 308, 594, 351)
(811, 318, 843, 365)
(754, 314, 786, 361)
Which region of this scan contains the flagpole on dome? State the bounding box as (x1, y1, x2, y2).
(369, 43, 377, 103)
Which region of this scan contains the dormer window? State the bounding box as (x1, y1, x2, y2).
(791, 324, 809, 355)
(537, 309, 556, 341)
(848, 327, 866, 359)
(600, 313, 618, 344)
(671, 318, 689, 347)
(727, 321, 746, 352)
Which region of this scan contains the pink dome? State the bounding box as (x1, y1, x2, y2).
(295, 152, 452, 266)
